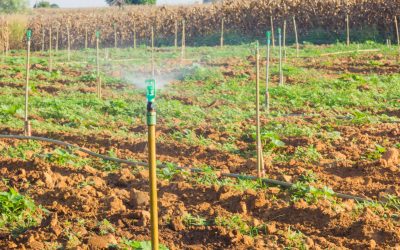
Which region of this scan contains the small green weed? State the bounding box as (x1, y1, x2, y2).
(182, 213, 209, 227)
(292, 146, 321, 163)
(365, 144, 386, 160)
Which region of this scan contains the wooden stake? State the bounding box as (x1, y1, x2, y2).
(174, 20, 178, 49)
(270, 16, 275, 48)
(293, 16, 299, 57)
(255, 41, 264, 178)
(25, 35, 31, 136)
(220, 17, 224, 48)
(395, 16, 399, 47)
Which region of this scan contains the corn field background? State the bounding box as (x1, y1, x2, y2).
(1, 0, 400, 50)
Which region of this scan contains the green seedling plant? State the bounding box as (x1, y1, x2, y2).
(120, 239, 169, 250)
(365, 144, 386, 160)
(98, 219, 115, 235)
(284, 226, 307, 250)
(1, 141, 42, 160)
(289, 171, 335, 204)
(0, 188, 44, 237)
(215, 215, 263, 237)
(182, 213, 209, 227)
(256, 131, 285, 151)
(43, 148, 79, 166)
(292, 145, 321, 164)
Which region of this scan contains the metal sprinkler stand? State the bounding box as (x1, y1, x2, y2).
(24, 29, 32, 137)
(146, 79, 159, 250)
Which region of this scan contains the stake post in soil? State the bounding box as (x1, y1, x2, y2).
(146, 79, 159, 250)
(220, 17, 224, 48)
(24, 29, 32, 137)
(96, 30, 101, 99)
(265, 31, 271, 113)
(278, 28, 283, 86)
(293, 16, 299, 57)
(255, 41, 264, 178)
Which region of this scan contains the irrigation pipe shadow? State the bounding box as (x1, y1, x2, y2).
(0, 134, 382, 204)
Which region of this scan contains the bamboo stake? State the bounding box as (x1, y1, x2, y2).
(255, 41, 264, 178)
(25, 30, 32, 137)
(220, 17, 224, 48)
(395, 16, 399, 47)
(293, 16, 299, 57)
(174, 20, 178, 49)
(270, 16, 275, 48)
(49, 27, 53, 72)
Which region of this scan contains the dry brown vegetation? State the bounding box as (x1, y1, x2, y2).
(0, 0, 398, 50)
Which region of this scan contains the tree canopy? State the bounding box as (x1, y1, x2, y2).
(0, 0, 29, 13)
(106, 0, 156, 6)
(33, 1, 60, 8)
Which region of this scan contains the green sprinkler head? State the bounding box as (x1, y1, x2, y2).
(96, 30, 100, 39)
(26, 29, 32, 41)
(266, 31, 271, 46)
(278, 28, 282, 36)
(146, 79, 156, 103)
